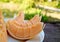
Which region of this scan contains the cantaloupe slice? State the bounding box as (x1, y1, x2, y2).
(15, 12, 24, 23)
(0, 11, 7, 42)
(7, 12, 44, 40)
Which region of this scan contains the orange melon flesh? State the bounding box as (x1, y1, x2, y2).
(15, 12, 24, 23)
(0, 11, 7, 42)
(7, 12, 43, 40)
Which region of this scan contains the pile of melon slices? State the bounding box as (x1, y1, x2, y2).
(6, 12, 44, 40)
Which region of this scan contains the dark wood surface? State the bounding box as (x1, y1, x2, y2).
(43, 23, 60, 42)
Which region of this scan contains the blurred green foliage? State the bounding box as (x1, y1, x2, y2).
(0, 0, 9, 2)
(56, 1, 60, 8)
(0, 0, 60, 22)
